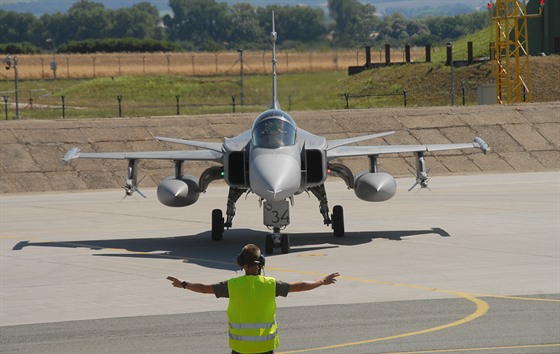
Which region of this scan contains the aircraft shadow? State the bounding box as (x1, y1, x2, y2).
(12, 227, 449, 271)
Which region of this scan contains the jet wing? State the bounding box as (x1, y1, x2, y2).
(155, 137, 224, 153)
(327, 137, 490, 160)
(326, 131, 395, 150)
(63, 147, 222, 163)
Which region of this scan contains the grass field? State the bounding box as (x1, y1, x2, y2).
(0, 71, 354, 119)
(0, 29, 560, 119)
(2, 55, 559, 120)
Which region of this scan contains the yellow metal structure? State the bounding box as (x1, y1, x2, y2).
(489, 0, 542, 104)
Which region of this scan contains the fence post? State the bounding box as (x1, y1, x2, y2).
(344, 93, 349, 109)
(176, 95, 180, 115)
(3, 96, 8, 120)
(61, 95, 66, 119)
(462, 84, 466, 106)
(117, 95, 123, 117)
(231, 95, 236, 113)
(425, 45, 431, 62)
(405, 44, 411, 63)
(403, 91, 407, 107)
(385, 44, 391, 65)
(288, 92, 293, 111)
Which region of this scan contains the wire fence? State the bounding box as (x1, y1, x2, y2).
(1, 86, 484, 120)
(0, 48, 427, 80)
(2, 47, 479, 119)
(1, 93, 276, 120)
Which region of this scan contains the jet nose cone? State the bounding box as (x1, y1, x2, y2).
(250, 152, 300, 201)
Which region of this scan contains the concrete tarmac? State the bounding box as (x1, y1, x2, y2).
(1, 172, 559, 352)
(1, 295, 559, 353)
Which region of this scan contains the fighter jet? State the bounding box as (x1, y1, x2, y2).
(63, 12, 490, 254)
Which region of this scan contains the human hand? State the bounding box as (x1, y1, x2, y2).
(167, 276, 184, 288)
(322, 272, 340, 285)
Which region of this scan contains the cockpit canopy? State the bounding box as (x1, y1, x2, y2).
(252, 109, 297, 148)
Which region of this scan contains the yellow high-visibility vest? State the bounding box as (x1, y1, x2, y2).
(227, 275, 279, 353)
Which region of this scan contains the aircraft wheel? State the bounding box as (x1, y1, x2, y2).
(332, 205, 345, 237)
(265, 234, 274, 255)
(281, 234, 290, 254)
(211, 209, 224, 241)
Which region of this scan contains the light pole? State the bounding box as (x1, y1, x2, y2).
(46, 38, 57, 80)
(2, 55, 20, 119)
(446, 42, 455, 106)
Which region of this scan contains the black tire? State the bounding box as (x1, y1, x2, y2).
(332, 205, 345, 237)
(280, 234, 290, 254)
(211, 209, 224, 241)
(265, 234, 274, 255)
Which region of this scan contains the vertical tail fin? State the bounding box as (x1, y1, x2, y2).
(271, 11, 280, 110)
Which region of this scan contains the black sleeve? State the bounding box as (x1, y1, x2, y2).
(276, 280, 290, 297)
(213, 281, 229, 298)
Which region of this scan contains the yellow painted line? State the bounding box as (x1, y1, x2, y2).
(0, 235, 19, 239)
(269, 268, 489, 354)
(387, 343, 560, 353)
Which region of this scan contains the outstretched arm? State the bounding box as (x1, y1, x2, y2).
(167, 276, 215, 294)
(288, 272, 340, 293)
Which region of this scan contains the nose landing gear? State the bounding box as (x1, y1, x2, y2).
(265, 228, 290, 254)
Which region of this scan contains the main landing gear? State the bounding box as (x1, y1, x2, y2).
(331, 205, 345, 237)
(211, 208, 224, 241)
(211, 187, 245, 241)
(309, 184, 345, 238)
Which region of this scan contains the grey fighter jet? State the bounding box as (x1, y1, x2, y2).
(63, 13, 490, 254)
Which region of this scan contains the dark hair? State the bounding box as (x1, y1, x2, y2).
(237, 244, 264, 267)
(241, 244, 260, 264)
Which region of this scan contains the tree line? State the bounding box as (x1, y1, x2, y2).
(0, 0, 488, 54)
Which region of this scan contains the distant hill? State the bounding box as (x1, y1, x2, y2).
(1, 0, 487, 17)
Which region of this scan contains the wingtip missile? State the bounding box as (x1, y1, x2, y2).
(473, 137, 490, 154)
(62, 147, 81, 165)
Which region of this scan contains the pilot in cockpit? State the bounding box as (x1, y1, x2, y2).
(262, 120, 284, 145)
(253, 116, 296, 148)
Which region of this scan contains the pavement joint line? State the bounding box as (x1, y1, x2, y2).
(383, 343, 560, 353)
(469, 293, 560, 302)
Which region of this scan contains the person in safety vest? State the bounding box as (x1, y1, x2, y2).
(167, 243, 339, 354)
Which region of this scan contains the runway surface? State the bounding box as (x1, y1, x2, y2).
(1, 172, 559, 353)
